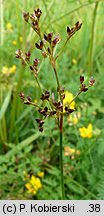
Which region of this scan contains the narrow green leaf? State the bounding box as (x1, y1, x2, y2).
(0, 132, 41, 163)
(0, 86, 12, 121)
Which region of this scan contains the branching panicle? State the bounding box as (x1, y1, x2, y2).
(16, 8, 95, 200)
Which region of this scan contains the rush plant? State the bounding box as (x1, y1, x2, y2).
(15, 8, 95, 200)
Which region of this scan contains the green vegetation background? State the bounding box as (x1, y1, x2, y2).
(0, 0, 104, 199)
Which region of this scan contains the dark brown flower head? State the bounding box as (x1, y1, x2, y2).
(35, 40, 43, 50)
(44, 34, 48, 41)
(89, 77, 95, 86)
(19, 92, 25, 99)
(21, 95, 32, 105)
(75, 21, 82, 31)
(49, 110, 56, 116)
(40, 91, 50, 100)
(62, 93, 65, 100)
(67, 26, 74, 35)
(57, 101, 63, 110)
(41, 51, 47, 58)
(52, 35, 61, 48)
(34, 8, 42, 20)
(53, 101, 63, 111)
(36, 118, 44, 126)
(35, 118, 44, 132)
(60, 86, 64, 93)
(26, 96, 32, 102)
(47, 47, 51, 54)
(39, 127, 43, 132)
(67, 21, 82, 38)
(80, 75, 84, 84)
(24, 99, 31, 105)
(44, 107, 48, 112)
(31, 20, 39, 33)
(25, 51, 31, 61)
(67, 26, 71, 34)
(15, 49, 23, 59)
(80, 84, 88, 92)
(30, 66, 34, 71)
(30, 13, 37, 22)
(33, 58, 40, 67)
(38, 107, 48, 117)
(65, 107, 74, 114)
(23, 12, 29, 22)
(44, 33, 53, 43)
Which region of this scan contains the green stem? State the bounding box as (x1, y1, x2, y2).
(60, 114, 65, 200)
(35, 76, 43, 94)
(51, 59, 62, 102)
(88, 1, 99, 76)
(55, 38, 69, 60)
(22, 57, 43, 94)
(68, 91, 81, 106)
(0, 0, 4, 45)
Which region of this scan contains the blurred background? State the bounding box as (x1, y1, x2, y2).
(0, 0, 104, 199)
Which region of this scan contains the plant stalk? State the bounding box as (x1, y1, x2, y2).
(0, 0, 4, 45)
(59, 114, 65, 200)
(88, 1, 99, 76)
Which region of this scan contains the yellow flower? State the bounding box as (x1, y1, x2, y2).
(1, 65, 16, 75)
(76, 150, 80, 155)
(64, 146, 75, 156)
(23, 171, 30, 180)
(34, 99, 37, 104)
(30, 175, 42, 189)
(63, 91, 75, 110)
(19, 36, 23, 42)
(64, 146, 80, 160)
(12, 40, 17, 46)
(72, 58, 77, 65)
(79, 123, 93, 138)
(1, 66, 9, 74)
(9, 65, 16, 73)
(25, 175, 42, 195)
(37, 172, 44, 178)
(68, 112, 81, 125)
(25, 183, 37, 195)
(6, 22, 13, 32)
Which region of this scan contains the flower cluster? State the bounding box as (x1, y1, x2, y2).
(6, 22, 13, 32)
(68, 112, 81, 125)
(23, 171, 44, 195)
(1, 65, 16, 76)
(12, 37, 23, 46)
(79, 75, 95, 93)
(25, 175, 42, 195)
(23, 8, 42, 35)
(63, 91, 75, 110)
(79, 123, 93, 138)
(67, 21, 82, 39)
(64, 146, 80, 160)
(16, 8, 95, 133)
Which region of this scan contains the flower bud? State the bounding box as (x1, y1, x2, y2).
(25, 51, 31, 61)
(23, 12, 29, 22)
(15, 49, 23, 58)
(35, 40, 43, 50)
(33, 58, 40, 67)
(41, 51, 47, 58)
(89, 77, 95, 86)
(81, 84, 88, 92)
(34, 8, 42, 20)
(80, 75, 84, 84)
(52, 35, 61, 48)
(19, 92, 25, 98)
